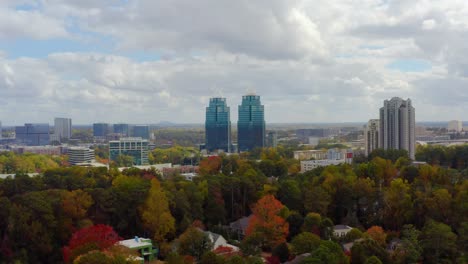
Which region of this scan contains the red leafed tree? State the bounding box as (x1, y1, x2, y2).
(245, 195, 289, 249)
(63, 224, 121, 263)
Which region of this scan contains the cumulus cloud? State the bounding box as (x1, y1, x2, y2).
(0, 0, 468, 124)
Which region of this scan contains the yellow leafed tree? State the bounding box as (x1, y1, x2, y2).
(139, 178, 175, 242)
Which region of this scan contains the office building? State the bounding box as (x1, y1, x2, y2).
(109, 137, 149, 165)
(15, 123, 50, 146)
(365, 119, 380, 156)
(237, 94, 265, 152)
(448, 120, 463, 132)
(132, 125, 150, 140)
(68, 147, 95, 165)
(267, 131, 278, 148)
(93, 123, 110, 138)
(379, 97, 415, 159)
(205, 97, 231, 153)
(113, 123, 130, 136)
(54, 117, 72, 142)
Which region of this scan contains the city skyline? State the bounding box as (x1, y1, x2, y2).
(1, 1, 468, 124)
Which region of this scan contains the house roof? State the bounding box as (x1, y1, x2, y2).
(333, 225, 353, 230)
(229, 215, 253, 233)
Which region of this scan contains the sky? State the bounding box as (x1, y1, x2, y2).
(1, 0, 468, 125)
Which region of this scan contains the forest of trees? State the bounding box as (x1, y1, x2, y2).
(0, 146, 467, 263)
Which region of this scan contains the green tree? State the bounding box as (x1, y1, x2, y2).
(139, 178, 175, 242)
(291, 232, 321, 255)
(178, 227, 213, 260)
(420, 220, 457, 264)
(383, 179, 413, 230)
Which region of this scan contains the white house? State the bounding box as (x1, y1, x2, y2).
(333, 225, 353, 238)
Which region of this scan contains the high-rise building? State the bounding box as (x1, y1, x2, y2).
(68, 147, 95, 165)
(238, 94, 265, 152)
(267, 131, 277, 148)
(448, 120, 463, 132)
(132, 125, 150, 139)
(114, 123, 130, 136)
(54, 117, 72, 142)
(365, 119, 380, 156)
(379, 97, 415, 159)
(93, 123, 110, 138)
(15, 123, 50, 146)
(205, 97, 231, 153)
(109, 137, 149, 165)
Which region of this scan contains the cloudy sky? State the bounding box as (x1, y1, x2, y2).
(1, 0, 468, 125)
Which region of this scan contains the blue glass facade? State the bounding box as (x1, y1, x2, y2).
(93, 123, 110, 137)
(113, 123, 129, 136)
(132, 125, 150, 139)
(205, 97, 231, 152)
(15, 123, 50, 146)
(109, 138, 149, 165)
(238, 95, 265, 152)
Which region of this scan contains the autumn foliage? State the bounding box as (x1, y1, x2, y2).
(62, 224, 121, 263)
(245, 195, 289, 249)
(366, 226, 387, 247)
(199, 156, 222, 175)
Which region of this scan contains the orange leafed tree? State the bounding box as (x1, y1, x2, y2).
(245, 195, 289, 249)
(366, 226, 387, 247)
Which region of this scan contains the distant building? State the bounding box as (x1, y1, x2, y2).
(113, 123, 130, 136)
(205, 97, 232, 153)
(237, 94, 265, 152)
(10, 145, 61, 155)
(365, 119, 380, 156)
(93, 123, 110, 138)
(132, 125, 150, 140)
(448, 120, 463, 132)
(54, 117, 72, 142)
(301, 159, 346, 172)
(267, 131, 278, 148)
(296, 128, 339, 142)
(109, 137, 149, 165)
(68, 147, 95, 165)
(293, 150, 327, 160)
(15, 123, 50, 146)
(380, 97, 415, 159)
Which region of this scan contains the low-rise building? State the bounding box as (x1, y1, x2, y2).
(68, 147, 95, 165)
(333, 225, 353, 238)
(301, 159, 346, 172)
(293, 150, 327, 160)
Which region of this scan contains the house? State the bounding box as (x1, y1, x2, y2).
(204, 231, 239, 253)
(229, 215, 253, 237)
(118, 236, 158, 263)
(333, 225, 353, 238)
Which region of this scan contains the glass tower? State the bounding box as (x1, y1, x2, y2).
(15, 123, 50, 146)
(237, 94, 265, 152)
(205, 97, 231, 153)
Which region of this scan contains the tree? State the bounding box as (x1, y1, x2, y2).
(62, 190, 94, 221)
(245, 195, 289, 250)
(139, 178, 175, 243)
(350, 239, 389, 264)
(365, 256, 382, 264)
(63, 224, 121, 263)
(420, 220, 457, 264)
(291, 232, 321, 255)
(302, 212, 322, 235)
(178, 227, 213, 260)
(383, 179, 413, 230)
(393, 225, 421, 264)
(278, 180, 303, 212)
(303, 240, 349, 264)
(272, 242, 290, 263)
(365, 226, 387, 247)
(303, 186, 330, 217)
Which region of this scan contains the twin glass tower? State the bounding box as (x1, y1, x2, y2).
(205, 95, 265, 153)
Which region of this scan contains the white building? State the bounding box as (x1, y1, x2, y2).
(380, 97, 415, 159)
(365, 119, 380, 156)
(301, 159, 346, 172)
(68, 147, 95, 165)
(448, 120, 463, 132)
(333, 225, 353, 238)
(54, 117, 72, 142)
(294, 150, 327, 160)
